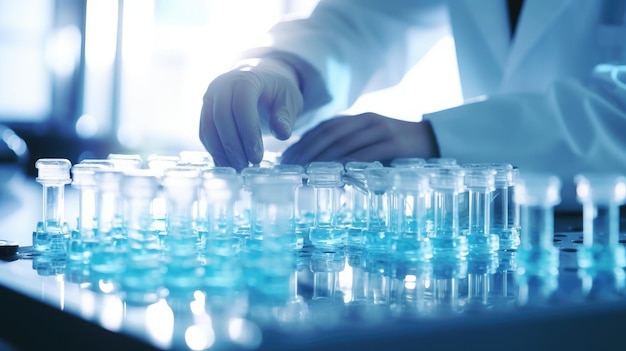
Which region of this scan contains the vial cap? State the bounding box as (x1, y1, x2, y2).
(203, 171, 242, 194)
(574, 173, 626, 204)
(274, 164, 305, 185)
(306, 161, 344, 187)
(428, 166, 465, 192)
(364, 167, 393, 193)
(427, 157, 457, 165)
(147, 154, 180, 174)
(122, 169, 160, 198)
(203, 177, 238, 202)
(107, 153, 143, 170)
(179, 150, 213, 164)
(241, 167, 278, 188)
(94, 169, 125, 192)
(514, 172, 561, 207)
(79, 159, 115, 169)
(203, 166, 237, 178)
(391, 168, 430, 192)
(35, 158, 71, 184)
(253, 177, 295, 203)
(462, 165, 496, 190)
(463, 163, 514, 187)
(390, 157, 426, 168)
(345, 161, 383, 179)
(71, 163, 107, 187)
(162, 166, 202, 189)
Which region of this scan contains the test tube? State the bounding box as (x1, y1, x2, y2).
(147, 154, 181, 234)
(68, 163, 110, 263)
(307, 161, 347, 249)
(461, 165, 500, 312)
(390, 168, 433, 262)
(428, 166, 468, 259)
(122, 169, 161, 249)
(462, 165, 499, 255)
(201, 167, 241, 256)
(240, 166, 278, 241)
(514, 172, 561, 307)
(509, 167, 521, 232)
(361, 167, 395, 254)
(94, 169, 126, 240)
(253, 172, 304, 312)
(89, 168, 127, 288)
(343, 161, 383, 249)
(253, 175, 299, 252)
(200, 168, 245, 306)
(245, 176, 298, 313)
(34, 158, 72, 254)
(161, 166, 204, 298)
(161, 166, 202, 253)
(575, 173, 626, 300)
(120, 169, 163, 304)
(274, 164, 306, 249)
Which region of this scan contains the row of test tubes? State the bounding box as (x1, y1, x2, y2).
(30, 153, 626, 316)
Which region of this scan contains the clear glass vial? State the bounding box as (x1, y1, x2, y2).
(33, 158, 72, 253)
(428, 166, 468, 259)
(514, 172, 561, 307)
(307, 161, 347, 249)
(575, 173, 626, 300)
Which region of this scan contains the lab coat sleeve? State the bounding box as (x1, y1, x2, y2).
(242, 0, 449, 133)
(424, 65, 626, 210)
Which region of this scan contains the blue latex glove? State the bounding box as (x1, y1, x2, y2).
(281, 113, 440, 166)
(199, 58, 303, 170)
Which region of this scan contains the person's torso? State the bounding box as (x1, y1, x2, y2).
(448, 0, 626, 99)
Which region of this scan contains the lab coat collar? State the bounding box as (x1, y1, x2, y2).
(460, 0, 510, 68)
(506, 0, 570, 72)
(462, 0, 571, 72)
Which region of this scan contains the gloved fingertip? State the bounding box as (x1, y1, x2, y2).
(272, 114, 293, 140)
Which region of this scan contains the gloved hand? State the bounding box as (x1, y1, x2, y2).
(280, 113, 440, 165)
(199, 58, 303, 170)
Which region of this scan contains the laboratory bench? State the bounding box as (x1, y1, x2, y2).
(1, 166, 626, 351)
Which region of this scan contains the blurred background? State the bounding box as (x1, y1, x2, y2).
(0, 0, 462, 175)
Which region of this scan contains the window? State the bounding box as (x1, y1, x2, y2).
(84, 0, 319, 156)
(1, 0, 460, 171)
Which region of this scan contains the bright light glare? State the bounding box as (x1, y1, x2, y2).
(76, 114, 100, 138)
(2, 129, 28, 157)
(98, 279, 116, 294)
(185, 324, 215, 351)
(404, 275, 417, 290)
(80, 292, 96, 319)
(190, 290, 206, 315)
(99, 294, 124, 331)
(576, 181, 590, 201)
(117, 122, 143, 149)
(85, 0, 118, 68)
(615, 182, 626, 203)
(338, 264, 353, 303)
(45, 25, 82, 78)
(228, 318, 262, 349)
(146, 299, 174, 348)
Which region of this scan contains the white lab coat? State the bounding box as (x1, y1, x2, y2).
(250, 0, 626, 209)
